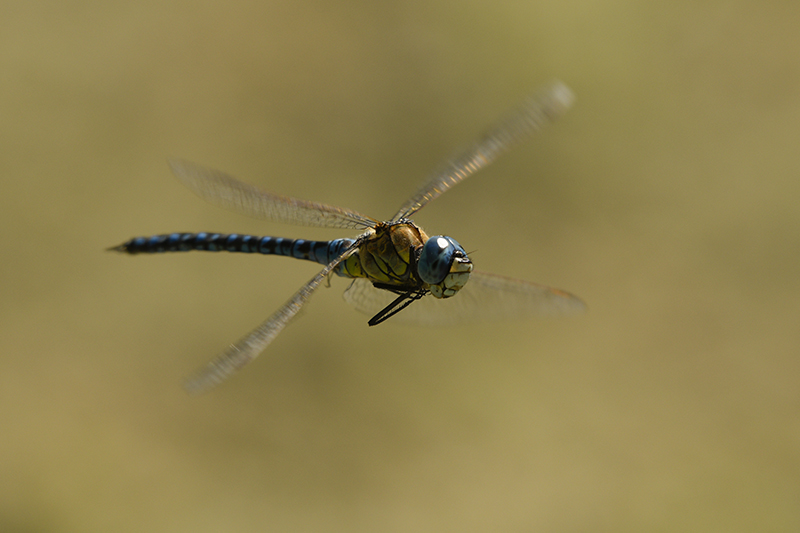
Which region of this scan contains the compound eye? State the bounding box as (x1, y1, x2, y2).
(418, 236, 465, 284)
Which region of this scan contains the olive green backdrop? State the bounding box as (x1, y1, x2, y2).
(2, 1, 798, 531)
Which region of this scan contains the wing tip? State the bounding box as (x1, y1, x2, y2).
(545, 80, 575, 111)
(182, 368, 228, 395)
(167, 158, 198, 180)
(550, 287, 588, 313)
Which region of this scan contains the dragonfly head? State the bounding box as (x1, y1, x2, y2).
(418, 236, 473, 299)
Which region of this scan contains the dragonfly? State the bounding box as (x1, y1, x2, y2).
(111, 81, 585, 394)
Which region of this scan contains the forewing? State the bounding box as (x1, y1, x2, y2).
(391, 81, 574, 221)
(169, 159, 377, 230)
(342, 271, 585, 327)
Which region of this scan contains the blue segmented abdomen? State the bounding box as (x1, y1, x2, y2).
(112, 232, 355, 268)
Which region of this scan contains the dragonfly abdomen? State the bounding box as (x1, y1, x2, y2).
(111, 232, 355, 266)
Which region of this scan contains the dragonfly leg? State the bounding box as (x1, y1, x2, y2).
(367, 288, 428, 326)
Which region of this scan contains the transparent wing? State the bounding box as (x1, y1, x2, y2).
(391, 81, 574, 222)
(169, 159, 378, 230)
(342, 271, 585, 327)
(183, 247, 354, 394)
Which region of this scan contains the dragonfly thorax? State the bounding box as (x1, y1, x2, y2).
(337, 222, 472, 299)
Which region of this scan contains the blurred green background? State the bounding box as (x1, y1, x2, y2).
(2, 1, 799, 531)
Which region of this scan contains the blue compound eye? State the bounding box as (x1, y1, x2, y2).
(418, 236, 466, 284)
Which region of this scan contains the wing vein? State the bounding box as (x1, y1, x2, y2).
(183, 245, 357, 393)
(391, 81, 574, 221)
(170, 159, 378, 230)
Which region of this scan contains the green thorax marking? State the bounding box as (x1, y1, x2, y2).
(337, 222, 429, 287)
